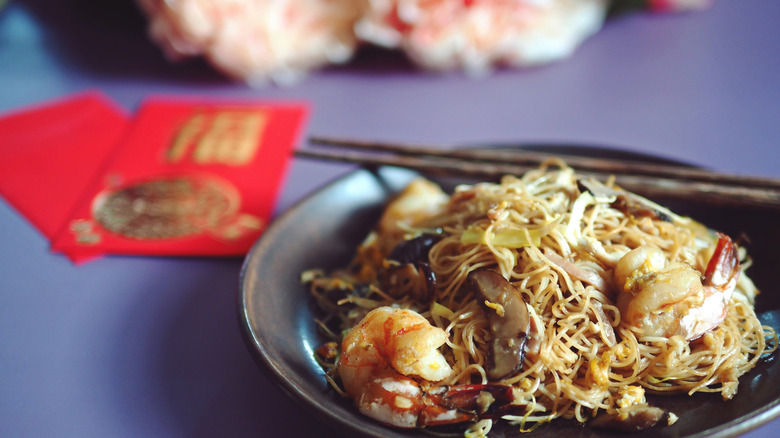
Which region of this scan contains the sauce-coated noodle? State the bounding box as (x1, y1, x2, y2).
(304, 161, 777, 435)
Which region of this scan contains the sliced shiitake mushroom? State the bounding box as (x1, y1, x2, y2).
(388, 233, 442, 265)
(467, 269, 530, 381)
(378, 234, 442, 302)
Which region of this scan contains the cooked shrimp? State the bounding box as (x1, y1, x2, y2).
(337, 306, 519, 428)
(375, 179, 448, 254)
(614, 234, 739, 340)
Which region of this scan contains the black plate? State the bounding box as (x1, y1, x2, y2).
(239, 145, 780, 438)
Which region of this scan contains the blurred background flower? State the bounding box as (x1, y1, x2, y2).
(136, 0, 710, 86)
(138, 0, 364, 86)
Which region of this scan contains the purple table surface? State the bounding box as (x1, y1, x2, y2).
(1, 1, 779, 437)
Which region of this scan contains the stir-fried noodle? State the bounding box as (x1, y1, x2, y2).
(304, 161, 777, 434)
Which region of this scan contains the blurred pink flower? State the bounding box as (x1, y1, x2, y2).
(355, 0, 608, 75)
(137, 0, 363, 86)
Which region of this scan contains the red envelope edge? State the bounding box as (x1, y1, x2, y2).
(0, 91, 130, 263)
(50, 97, 309, 259)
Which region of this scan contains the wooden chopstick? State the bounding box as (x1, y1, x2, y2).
(296, 137, 780, 210)
(308, 136, 780, 190)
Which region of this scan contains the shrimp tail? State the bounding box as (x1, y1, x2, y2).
(420, 383, 520, 426)
(679, 233, 740, 340)
(704, 233, 740, 290)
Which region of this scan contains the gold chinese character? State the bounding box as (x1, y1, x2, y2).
(168, 110, 267, 166)
(168, 113, 206, 162)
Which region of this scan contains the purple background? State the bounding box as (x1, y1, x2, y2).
(1, 1, 778, 436)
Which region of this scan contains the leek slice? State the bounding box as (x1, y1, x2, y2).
(461, 216, 561, 248)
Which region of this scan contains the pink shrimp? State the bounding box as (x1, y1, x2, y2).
(614, 234, 740, 340)
(337, 306, 519, 428)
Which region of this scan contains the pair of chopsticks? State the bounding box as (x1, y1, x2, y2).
(295, 137, 780, 210)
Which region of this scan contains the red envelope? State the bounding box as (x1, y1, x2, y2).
(50, 97, 308, 259)
(0, 92, 130, 262)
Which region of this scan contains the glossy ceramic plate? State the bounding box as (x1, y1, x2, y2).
(239, 146, 780, 438)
